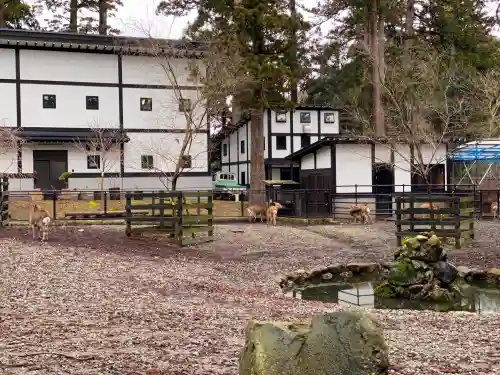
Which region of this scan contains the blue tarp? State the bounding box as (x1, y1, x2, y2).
(449, 140, 500, 162)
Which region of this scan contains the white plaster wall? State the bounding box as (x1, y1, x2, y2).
(320, 110, 339, 134)
(301, 153, 315, 170)
(67, 175, 212, 191)
(269, 109, 290, 133)
(221, 137, 230, 164)
(0, 148, 17, 173)
(22, 144, 120, 174)
(0, 48, 16, 79)
(8, 178, 34, 191)
(229, 132, 238, 164)
(21, 84, 120, 128)
(122, 56, 201, 87)
(292, 110, 319, 133)
(124, 132, 208, 173)
(336, 144, 372, 193)
(394, 144, 412, 192)
(316, 146, 331, 169)
(272, 135, 291, 158)
(417, 144, 447, 164)
(271, 168, 281, 180)
(122, 87, 205, 130)
(237, 126, 247, 162)
(0, 83, 17, 127)
(237, 162, 249, 185)
(20, 50, 118, 83)
(375, 144, 391, 164)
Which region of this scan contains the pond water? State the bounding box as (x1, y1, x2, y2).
(286, 282, 500, 314)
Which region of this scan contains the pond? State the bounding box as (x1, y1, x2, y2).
(286, 281, 500, 314)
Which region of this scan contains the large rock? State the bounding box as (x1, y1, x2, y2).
(239, 311, 389, 375)
(433, 261, 458, 286)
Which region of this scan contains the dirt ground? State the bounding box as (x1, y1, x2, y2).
(8, 198, 244, 220)
(0, 222, 499, 375)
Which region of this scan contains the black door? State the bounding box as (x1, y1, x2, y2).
(33, 150, 68, 190)
(373, 164, 394, 216)
(304, 173, 331, 217)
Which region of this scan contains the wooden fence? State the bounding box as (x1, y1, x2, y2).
(0, 177, 8, 227)
(395, 195, 475, 249)
(124, 191, 213, 246)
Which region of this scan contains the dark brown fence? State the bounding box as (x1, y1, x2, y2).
(395, 195, 475, 249)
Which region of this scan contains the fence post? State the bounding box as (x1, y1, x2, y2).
(304, 191, 309, 219)
(0, 176, 9, 227)
(409, 195, 415, 234)
(454, 197, 461, 249)
(52, 191, 57, 220)
(103, 191, 108, 214)
(207, 192, 213, 237)
(478, 190, 483, 219)
(125, 192, 131, 236)
(354, 184, 358, 205)
(175, 193, 183, 245)
(240, 198, 245, 217)
(395, 197, 402, 246)
(468, 196, 475, 240)
(159, 190, 165, 230)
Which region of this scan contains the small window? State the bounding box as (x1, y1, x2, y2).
(141, 155, 154, 169)
(86, 95, 99, 110)
(87, 155, 100, 169)
(300, 112, 311, 123)
(181, 154, 192, 168)
(179, 98, 192, 112)
(276, 136, 287, 150)
(324, 112, 336, 124)
(140, 97, 152, 111)
(280, 168, 291, 181)
(241, 171, 246, 185)
(240, 140, 245, 154)
(223, 143, 228, 156)
(301, 134, 311, 148)
(275, 111, 287, 123)
(42, 94, 56, 109)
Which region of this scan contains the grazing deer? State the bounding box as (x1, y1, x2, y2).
(349, 204, 372, 224)
(246, 204, 267, 223)
(492, 201, 498, 219)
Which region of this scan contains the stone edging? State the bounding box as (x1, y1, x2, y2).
(278, 263, 500, 290)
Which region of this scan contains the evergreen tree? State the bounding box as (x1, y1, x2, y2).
(0, 0, 40, 29)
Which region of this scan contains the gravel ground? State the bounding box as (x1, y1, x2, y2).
(0, 223, 499, 375)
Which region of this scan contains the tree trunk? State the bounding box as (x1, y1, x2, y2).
(371, 0, 384, 137)
(69, 0, 78, 32)
(0, 1, 7, 28)
(249, 109, 265, 206)
(98, 0, 107, 35)
(289, 0, 298, 103)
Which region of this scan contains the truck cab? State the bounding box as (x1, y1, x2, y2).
(213, 171, 247, 200)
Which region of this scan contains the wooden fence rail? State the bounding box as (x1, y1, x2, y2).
(395, 194, 475, 249)
(124, 190, 213, 246)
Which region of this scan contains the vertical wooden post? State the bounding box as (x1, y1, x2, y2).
(159, 191, 165, 230)
(0, 176, 9, 228)
(175, 192, 183, 245)
(454, 196, 461, 249)
(52, 191, 57, 220)
(468, 196, 475, 240)
(196, 192, 201, 216)
(409, 195, 415, 234)
(207, 192, 213, 238)
(125, 192, 132, 236)
(395, 197, 402, 246)
(103, 191, 108, 214)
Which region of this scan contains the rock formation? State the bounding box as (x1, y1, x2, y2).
(239, 311, 389, 375)
(374, 232, 462, 303)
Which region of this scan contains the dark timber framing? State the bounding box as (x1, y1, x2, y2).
(0, 29, 210, 181)
(286, 137, 450, 193)
(289, 109, 294, 153)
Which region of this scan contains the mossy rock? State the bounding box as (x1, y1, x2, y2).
(373, 283, 396, 298)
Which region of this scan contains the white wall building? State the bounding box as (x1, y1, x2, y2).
(0, 29, 211, 191)
(284, 136, 449, 216)
(218, 107, 340, 185)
